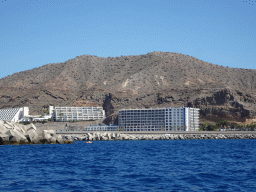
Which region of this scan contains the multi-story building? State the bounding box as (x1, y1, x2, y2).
(53, 106, 105, 121)
(0, 106, 106, 122)
(0, 106, 55, 122)
(0, 107, 29, 122)
(118, 107, 199, 131)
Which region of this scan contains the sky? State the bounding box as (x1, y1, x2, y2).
(0, 0, 256, 79)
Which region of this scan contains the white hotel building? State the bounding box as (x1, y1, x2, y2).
(53, 106, 105, 121)
(0, 106, 54, 122)
(0, 106, 105, 122)
(118, 107, 199, 131)
(0, 107, 29, 122)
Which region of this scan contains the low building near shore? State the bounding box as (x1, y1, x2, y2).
(83, 124, 119, 131)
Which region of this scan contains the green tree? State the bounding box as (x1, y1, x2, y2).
(216, 120, 229, 129)
(248, 123, 256, 131)
(200, 122, 217, 131)
(207, 123, 218, 131)
(199, 122, 208, 131)
(237, 124, 243, 131)
(59, 113, 64, 121)
(230, 122, 238, 130)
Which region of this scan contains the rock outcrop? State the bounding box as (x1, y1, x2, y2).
(0, 121, 73, 145)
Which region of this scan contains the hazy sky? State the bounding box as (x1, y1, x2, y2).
(0, 0, 255, 79)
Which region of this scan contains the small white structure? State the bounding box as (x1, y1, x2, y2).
(49, 106, 54, 116)
(83, 125, 119, 131)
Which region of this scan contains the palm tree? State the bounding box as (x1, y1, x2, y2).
(217, 120, 229, 130)
(59, 113, 64, 121)
(177, 126, 181, 131)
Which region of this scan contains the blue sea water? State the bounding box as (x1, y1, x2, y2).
(0, 139, 256, 191)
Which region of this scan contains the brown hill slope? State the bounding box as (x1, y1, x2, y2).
(0, 51, 256, 124)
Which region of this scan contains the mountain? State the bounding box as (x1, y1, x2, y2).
(0, 51, 256, 124)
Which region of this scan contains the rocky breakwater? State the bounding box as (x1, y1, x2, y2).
(64, 132, 256, 141)
(0, 120, 73, 145)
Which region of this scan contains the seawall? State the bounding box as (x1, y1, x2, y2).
(59, 131, 256, 141)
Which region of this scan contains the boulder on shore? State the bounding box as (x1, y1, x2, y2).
(0, 121, 73, 145)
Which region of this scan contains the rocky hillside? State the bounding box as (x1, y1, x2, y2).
(0, 51, 256, 124)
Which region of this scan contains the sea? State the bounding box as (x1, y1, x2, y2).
(0, 139, 255, 191)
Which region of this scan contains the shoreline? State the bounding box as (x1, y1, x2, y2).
(57, 130, 256, 134)
(61, 132, 256, 141)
